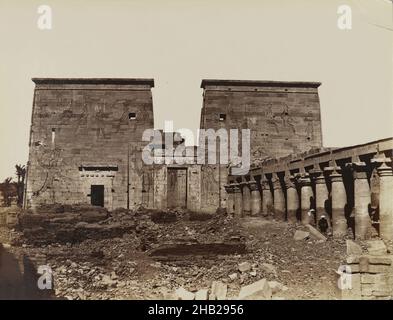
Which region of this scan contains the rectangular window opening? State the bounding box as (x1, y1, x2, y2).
(219, 113, 226, 121)
(129, 112, 136, 120)
(51, 128, 56, 144)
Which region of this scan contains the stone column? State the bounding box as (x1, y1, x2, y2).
(272, 173, 286, 221)
(299, 173, 314, 225)
(240, 182, 251, 216)
(351, 162, 372, 240)
(261, 178, 273, 217)
(311, 170, 331, 230)
(376, 159, 393, 240)
(233, 183, 243, 217)
(224, 184, 235, 215)
(249, 180, 261, 216)
(329, 168, 347, 237)
(286, 175, 299, 224)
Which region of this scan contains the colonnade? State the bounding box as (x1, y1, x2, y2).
(224, 156, 393, 240)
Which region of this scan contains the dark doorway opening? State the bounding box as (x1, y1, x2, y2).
(91, 185, 105, 207)
(167, 168, 187, 209)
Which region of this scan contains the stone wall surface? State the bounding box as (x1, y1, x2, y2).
(200, 80, 323, 214)
(342, 240, 393, 300)
(200, 80, 323, 162)
(26, 79, 154, 210)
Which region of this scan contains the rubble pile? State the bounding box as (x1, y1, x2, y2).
(1, 205, 355, 300)
(17, 205, 136, 245)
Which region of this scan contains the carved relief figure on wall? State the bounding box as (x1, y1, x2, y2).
(32, 146, 67, 200)
(202, 165, 219, 206)
(280, 103, 296, 134)
(305, 111, 314, 142)
(265, 104, 279, 134)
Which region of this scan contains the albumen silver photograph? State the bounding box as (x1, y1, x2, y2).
(0, 0, 392, 307)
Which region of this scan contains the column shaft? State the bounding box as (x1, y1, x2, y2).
(233, 184, 243, 217)
(273, 175, 286, 221)
(300, 175, 313, 225)
(261, 179, 273, 217)
(378, 164, 393, 240)
(286, 177, 298, 223)
(249, 181, 261, 216)
(241, 182, 251, 216)
(353, 164, 372, 240)
(313, 171, 330, 230)
(225, 185, 235, 215)
(331, 171, 347, 237)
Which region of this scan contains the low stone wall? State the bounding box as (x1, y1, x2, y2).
(341, 240, 393, 300)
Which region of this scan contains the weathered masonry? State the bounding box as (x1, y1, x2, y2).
(200, 80, 323, 161)
(25, 78, 325, 214)
(225, 138, 393, 241)
(199, 80, 324, 213)
(25, 78, 155, 210)
(24, 78, 208, 212)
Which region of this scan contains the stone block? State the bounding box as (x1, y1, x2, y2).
(229, 273, 238, 281)
(373, 290, 392, 297)
(361, 274, 376, 284)
(359, 256, 369, 273)
(211, 281, 227, 300)
(238, 279, 272, 300)
(368, 256, 392, 265)
(293, 230, 310, 241)
(366, 240, 387, 256)
(346, 240, 362, 255)
(305, 224, 327, 241)
(238, 262, 252, 273)
(261, 263, 277, 276)
(268, 281, 286, 294)
(195, 289, 209, 300)
(341, 274, 361, 300)
(368, 264, 390, 274)
(346, 255, 359, 264)
(175, 287, 195, 300)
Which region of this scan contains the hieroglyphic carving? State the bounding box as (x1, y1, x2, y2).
(305, 111, 314, 141)
(265, 105, 279, 134)
(279, 104, 296, 134)
(202, 165, 219, 206)
(265, 103, 297, 135)
(32, 147, 68, 199)
(93, 104, 109, 139)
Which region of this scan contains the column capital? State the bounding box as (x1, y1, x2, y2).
(345, 161, 367, 171)
(248, 180, 259, 191)
(231, 183, 242, 193)
(346, 161, 368, 179)
(285, 175, 297, 188)
(224, 184, 235, 194)
(323, 166, 335, 174)
(271, 174, 282, 189)
(309, 169, 325, 184)
(296, 173, 311, 186)
(330, 168, 343, 182)
(376, 161, 393, 177)
(372, 156, 392, 174)
(261, 179, 270, 190)
(325, 166, 342, 176)
(239, 181, 249, 190)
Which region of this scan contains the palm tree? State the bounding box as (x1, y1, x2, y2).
(15, 164, 26, 207)
(0, 177, 13, 206)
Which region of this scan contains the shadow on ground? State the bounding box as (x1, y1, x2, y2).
(0, 243, 56, 300)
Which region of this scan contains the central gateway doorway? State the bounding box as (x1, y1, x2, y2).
(91, 185, 105, 207)
(167, 168, 187, 209)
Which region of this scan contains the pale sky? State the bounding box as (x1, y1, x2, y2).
(0, 0, 392, 180)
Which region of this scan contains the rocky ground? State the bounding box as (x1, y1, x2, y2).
(0, 205, 352, 300)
